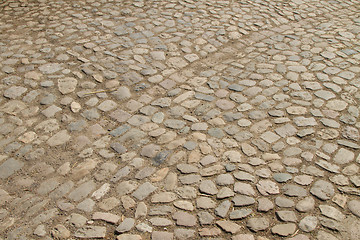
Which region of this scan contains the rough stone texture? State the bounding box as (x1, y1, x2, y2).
(247, 218, 270, 232)
(0, 158, 24, 179)
(74, 226, 106, 238)
(310, 180, 335, 200)
(0, 1, 359, 239)
(348, 200, 360, 218)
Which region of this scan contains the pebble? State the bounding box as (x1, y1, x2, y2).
(132, 182, 157, 200)
(58, 77, 77, 94)
(172, 211, 196, 227)
(296, 197, 315, 212)
(246, 218, 269, 232)
(348, 200, 360, 217)
(310, 180, 335, 200)
(299, 216, 318, 232)
(271, 223, 296, 236)
(216, 220, 241, 234)
(256, 180, 280, 195)
(74, 226, 106, 238)
(116, 218, 135, 233)
(333, 148, 354, 164)
(199, 180, 218, 195)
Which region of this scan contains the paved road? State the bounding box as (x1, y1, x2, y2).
(1, 0, 360, 239)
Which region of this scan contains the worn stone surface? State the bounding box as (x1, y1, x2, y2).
(0, 0, 359, 239)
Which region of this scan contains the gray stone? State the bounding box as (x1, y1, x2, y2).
(132, 182, 157, 200)
(58, 77, 77, 94)
(153, 150, 171, 166)
(246, 217, 269, 232)
(112, 166, 131, 182)
(234, 182, 256, 196)
(275, 197, 295, 208)
(98, 100, 117, 112)
(299, 216, 318, 232)
(216, 220, 241, 234)
(152, 231, 174, 240)
(282, 184, 307, 197)
(77, 198, 95, 212)
(173, 211, 196, 226)
(317, 230, 339, 240)
(276, 211, 297, 222)
(0, 158, 24, 179)
(257, 198, 274, 212)
(198, 211, 214, 225)
(37, 177, 60, 195)
(310, 180, 335, 200)
(348, 200, 360, 217)
(47, 130, 71, 146)
(74, 226, 106, 238)
(39, 63, 63, 74)
(141, 144, 160, 158)
(152, 98, 171, 108)
(112, 87, 131, 100)
(256, 180, 280, 195)
(230, 209, 252, 220)
(199, 180, 218, 195)
(273, 173, 292, 183)
(296, 197, 315, 212)
(216, 174, 235, 185)
(51, 224, 70, 239)
(232, 195, 255, 206)
(174, 228, 195, 239)
(319, 205, 345, 221)
(116, 218, 135, 233)
(214, 200, 231, 218)
(149, 217, 172, 226)
(164, 119, 186, 129)
(333, 148, 354, 164)
(68, 180, 96, 202)
(271, 223, 296, 236)
(4, 86, 27, 99)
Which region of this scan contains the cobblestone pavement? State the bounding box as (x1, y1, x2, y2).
(0, 0, 360, 239)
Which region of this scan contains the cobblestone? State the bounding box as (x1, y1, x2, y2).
(0, 0, 360, 239)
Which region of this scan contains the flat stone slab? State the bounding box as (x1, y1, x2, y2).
(0, 158, 24, 179)
(74, 226, 106, 238)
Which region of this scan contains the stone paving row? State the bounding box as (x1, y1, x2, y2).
(0, 0, 360, 239)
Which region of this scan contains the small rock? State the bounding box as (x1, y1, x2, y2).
(58, 77, 77, 94)
(333, 148, 355, 165)
(216, 220, 241, 234)
(34, 225, 46, 237)
(173, 211, 196, 226)
(296, 197, 315, 212)
(71, 102, 81, 112)
(116, 218, 135, 233)
(256, 180, 280, 195)
(92, 212, 121, 224)
(319, 205, 345, 221)
(117, 234, 142, 240)
(74, 226, 106, 238)
(246, 217, 269, 232)
(199, 180, 218, 195)
(132, 182, 156, 201)
(257, 198, 274, 212)
(152, 231, 174, 240)
(310, 180, 335, 200)
(51, 224, 70, 239)
(271, 223, 296, 236)
(348, 200, 360, 217)
(47, 130, 71, 146)
(299, 216, 318, 232)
